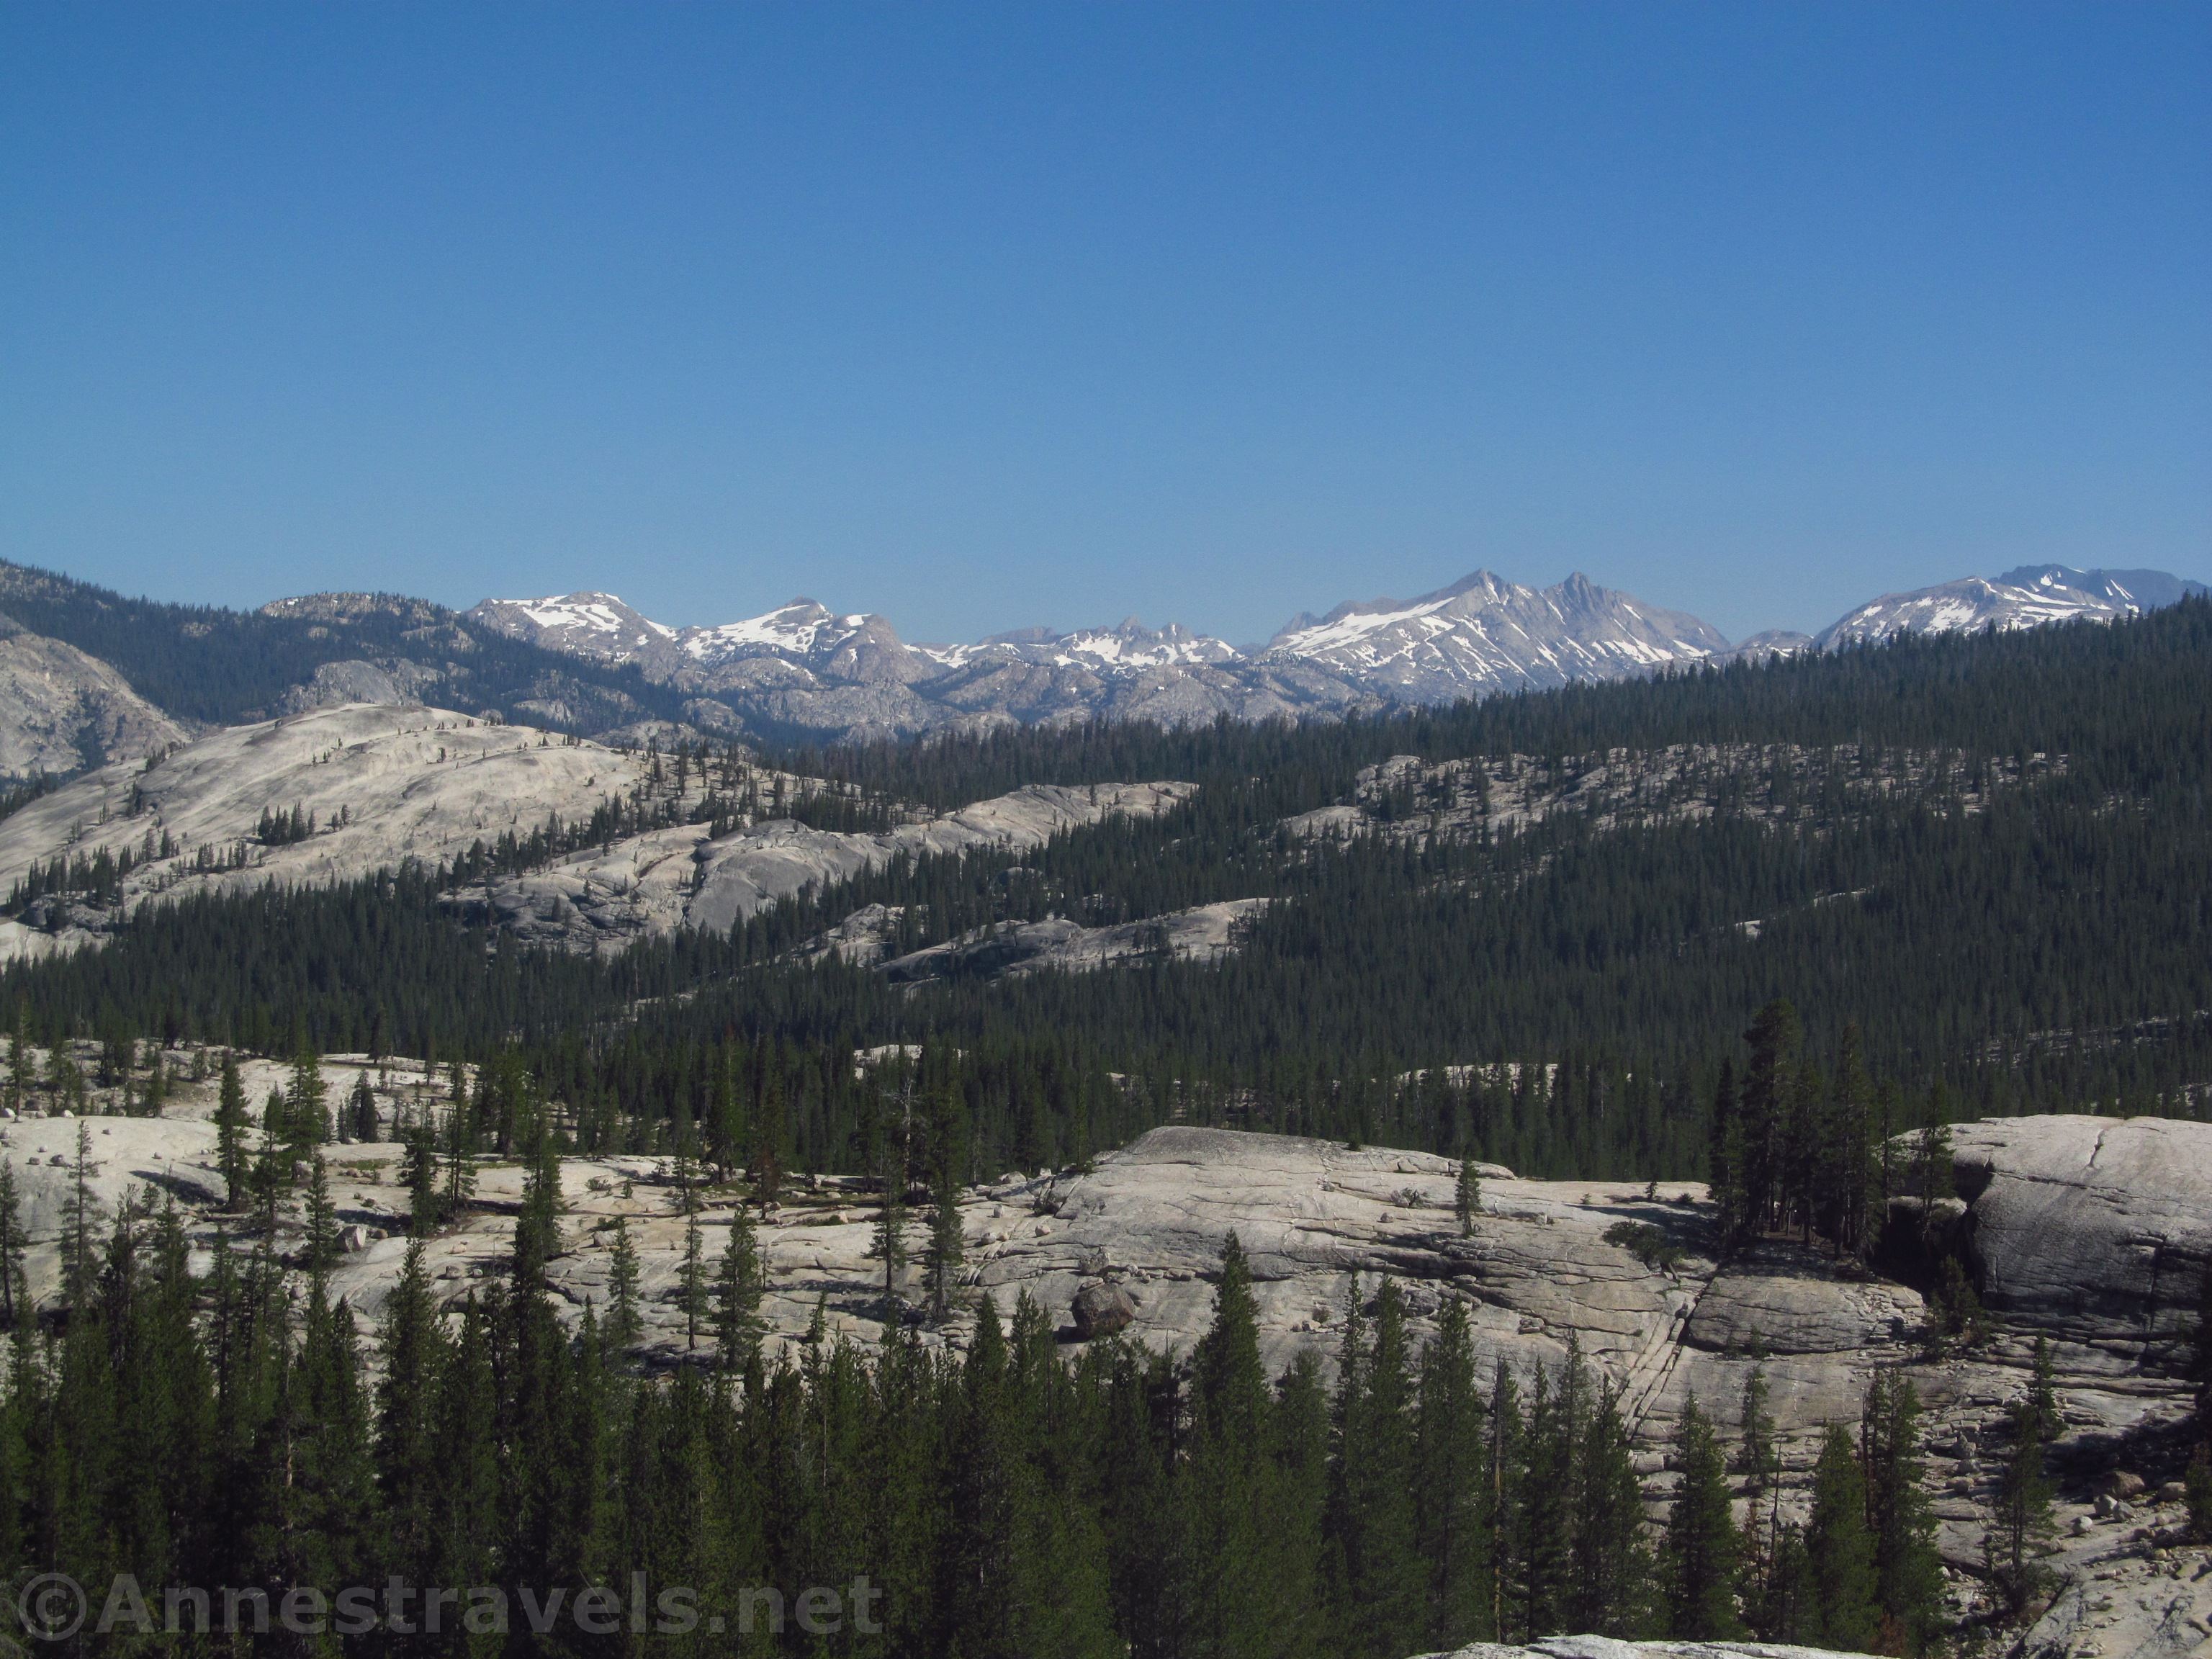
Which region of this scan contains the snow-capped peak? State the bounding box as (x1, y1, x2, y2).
(682, 599, 876, 665)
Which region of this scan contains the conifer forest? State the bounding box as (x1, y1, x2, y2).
(1, 604, 2209, 1655)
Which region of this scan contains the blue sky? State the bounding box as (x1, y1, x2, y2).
(4, 4, 2206, 647)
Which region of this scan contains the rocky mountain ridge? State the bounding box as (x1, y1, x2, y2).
(1, 559, 2201, 774)
(467, 563, 2204, 746)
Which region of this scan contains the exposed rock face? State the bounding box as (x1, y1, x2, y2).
(273, 657, 445, 715)
(0, 703, 664, 960)
(1682, 1242, 1923, 1355)
(0, 700, 1208, 964)
(0, 613, 191, 778)
(475, 781, 1197, 950)
(1946, 1115, 2212, 1365)
(878, 898, 1268, 982)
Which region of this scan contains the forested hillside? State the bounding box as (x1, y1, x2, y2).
(0, 559, 687, 732)
(4, 602, 2208, 1182)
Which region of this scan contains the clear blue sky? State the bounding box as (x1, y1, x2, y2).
(4, 4, 2206, 647)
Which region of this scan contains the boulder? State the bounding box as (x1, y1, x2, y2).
(1948, 1115, 2212, 1359)
(1683, 1241, 1924, 1354)
(1072, 1282, 1137, 1341)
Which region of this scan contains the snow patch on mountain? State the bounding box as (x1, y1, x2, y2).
(1814, 565, 2208, 650)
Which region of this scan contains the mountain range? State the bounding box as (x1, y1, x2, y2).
(466, 561, 2205, 745)
(0, 555, 2200, 773)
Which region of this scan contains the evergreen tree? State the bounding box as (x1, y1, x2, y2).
(1801, 1424, 1880, 1653)
(714, 1205, 764, 1370)
(284, 1040, 330, 1164)
(1455, 1157, 1482, 1237)
(1985, 1339, 2059, 1623)
(347, 1069, 379, 1143)
(1708, 1058, 1746, 1247)
(1863, 1372, 1946, 1653)
(398, 1118, 440, 1234)
(302, 1153, 341, 1278)
(1660, 1395, 1743, 1638)
(606, 1213, 643, 1362)
(1326, 1275, 1424, 1658)
(215, 1051, 249, 1208)
(680, 1205, 707, 1350)
(1488, 1361, 1526, 1640)
(1511, 1349, 1582, 1640)
(0, 1156, 23, 1330)
(439, 1076, 477, 1220)
(1819, 1025, 1874, 1258)
(925, 1070, 968, 1321)
(1570, 1375, 1650, 1636)
(60, 1121, 100, 1308)
(1738, 1365, 1782, 1624)
(1413, 1295, 1493, 1647)
(1182, 1232, 1298, 1659)
(870, 1106, 909, 1323)
(1741, 1000, 1803, 1234)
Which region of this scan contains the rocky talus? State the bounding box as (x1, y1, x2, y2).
(3, 1086, 2208, 1657)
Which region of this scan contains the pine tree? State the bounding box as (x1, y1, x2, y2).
(215, 1051, 250, 1208)
(1326, 1275, 1424, 1659)
(376, 1236, 446, 1577)
(680, 1206, 706, 1351)
(347, 1069, 379, 1143)
(1738, 1365, 1782, 1624)
(1818, 1025, 1874, 1258)
(1570, 1375, 1650, 1636)
(439, 1080, 477, 1220)
(751, 1065, 787, 1210)
(1985, 1339, 2059, 1622)
(1742, 999, 1804, 1233)
(284, 1041, 330, 1164)
(399, 1118, 440, 1234)
(714, 1205, 764, 1370)
(606, 1213, 643, 1362)
(1708, 1058, 1746, 1247)
(1863, 1372, 1946, 1653)
(1660, 1395, 1743, 1638)
(870, 1109, 909, 1324)
(302, 1153, 341, 1278)
(0, 1157, 22, 1331)
(1455, 1158, 1482, 1238)
(1802, 1424, 1879, 1653)
(3, 1010, 24, 1115)
(1511, 1348, 1582, 1640)
(1488, 1361, 1526, 1640)
(60, 1122, 100, 1308)
(1182, 1232, 1292, 1659)
(925, 1071, 968, 1322)
(1414, 1295, 1492, 1647)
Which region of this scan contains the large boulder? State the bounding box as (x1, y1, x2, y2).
(1683, 1241, 1925, 1354)
(1948, 1115, 2212, 1361)
(1071, 1281, 1136, 1340)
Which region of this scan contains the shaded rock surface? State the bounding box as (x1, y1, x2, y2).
(0, 612, 191, 778)
(878, 898, 1268, 982)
